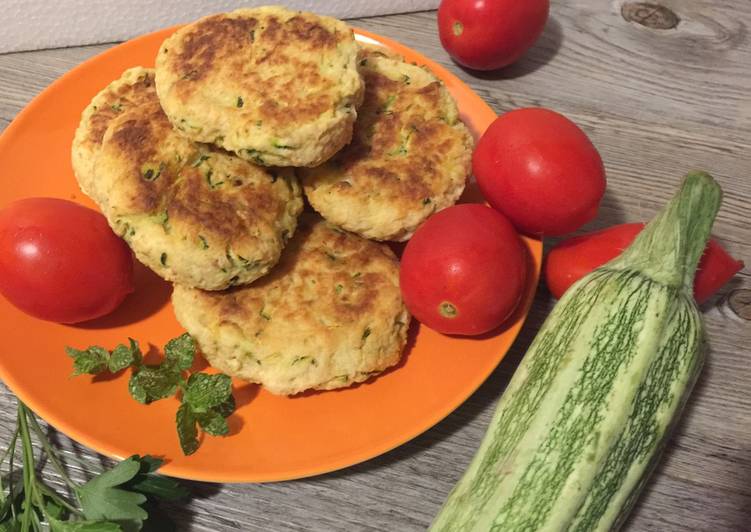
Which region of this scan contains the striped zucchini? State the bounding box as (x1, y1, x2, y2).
(431, 171, 722, 532)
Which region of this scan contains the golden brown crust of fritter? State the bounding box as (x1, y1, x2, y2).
(71, 67, 157, 203)
(300, 46, 474, 241)
(96, 102, 303, 290)
(172, 216, 411, 395)
(155, 6, 363, 167)
(85, 72, 156, 147)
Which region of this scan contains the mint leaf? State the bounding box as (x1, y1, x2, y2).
(176, 403, 199, 456)
(67, 339, 142, 376)
(77, 457, 148, 523)
(181, 375, 235, 444)
(183, 373, 232, 413)
(66, 346, 109, 375)
(128, 366, 181, 404)
(108, 339, 141, 373)
(196, 410, 229, 436)
(164, 333, 195, 372)
(215, 394, 236, 418)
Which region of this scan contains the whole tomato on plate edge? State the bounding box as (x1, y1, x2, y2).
(400, 204, 528, 336)
(0, 197, 134, 324)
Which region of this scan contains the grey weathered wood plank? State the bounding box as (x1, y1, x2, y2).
(0, 2, 749, 531)
(0, 43, 114, 122)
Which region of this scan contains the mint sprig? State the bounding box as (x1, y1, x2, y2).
(67, 333, 236, 456)
(128, 366, 181, 404)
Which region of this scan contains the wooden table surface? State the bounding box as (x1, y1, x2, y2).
(1, 2, 749, 531)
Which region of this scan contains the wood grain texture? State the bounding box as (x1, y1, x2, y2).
(0, 1, 749, 530)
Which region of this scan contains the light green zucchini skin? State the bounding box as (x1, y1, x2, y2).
(430, 172, 722, 532)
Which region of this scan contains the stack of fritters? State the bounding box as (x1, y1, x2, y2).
(71, 6, 473, 395)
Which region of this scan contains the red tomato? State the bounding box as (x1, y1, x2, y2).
(438, 0, 550, 70)
(0, 198, 134, 323)
(473, 108, 606, 237)
(545, 222, 744, 303)
(400, 204, 527, 336)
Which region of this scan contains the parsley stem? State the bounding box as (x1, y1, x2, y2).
(24, 405, 80, 495)
(0, 426, 19, 465)
(0, 426, 19, 495)
(7, 422, 18, 520)
(18, 404, 36, 532)
(30, 508, 42, 532)
(18, 405, 55, 532)
(35, 481, 84, 517)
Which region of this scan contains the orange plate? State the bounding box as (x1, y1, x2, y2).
(0, 27, 542, 482)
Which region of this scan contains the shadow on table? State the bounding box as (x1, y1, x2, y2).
(160, 481, 224, 529)
(456, 16, 564, 81)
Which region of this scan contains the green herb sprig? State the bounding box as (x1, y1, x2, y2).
(0, 401, 187, 532)
(66, 334, 235, 456)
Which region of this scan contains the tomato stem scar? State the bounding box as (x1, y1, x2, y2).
(439, 301, 458, 318)
(452, 21, 463, 36)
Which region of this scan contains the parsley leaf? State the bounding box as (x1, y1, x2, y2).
(46, 517, 122, 531)
(123, 455, 189, 501)
(45, 497, 66, 519)
(176, 403, 200, 456)
(66, 346, 109, 375)
(128, 366, 181, 404)
(135, 454, 163, 474)
(77, 457, 148, 523)
(183, 373, 232, 413)
(2, 405, 188, 532)
(164, 333, 195, 371)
